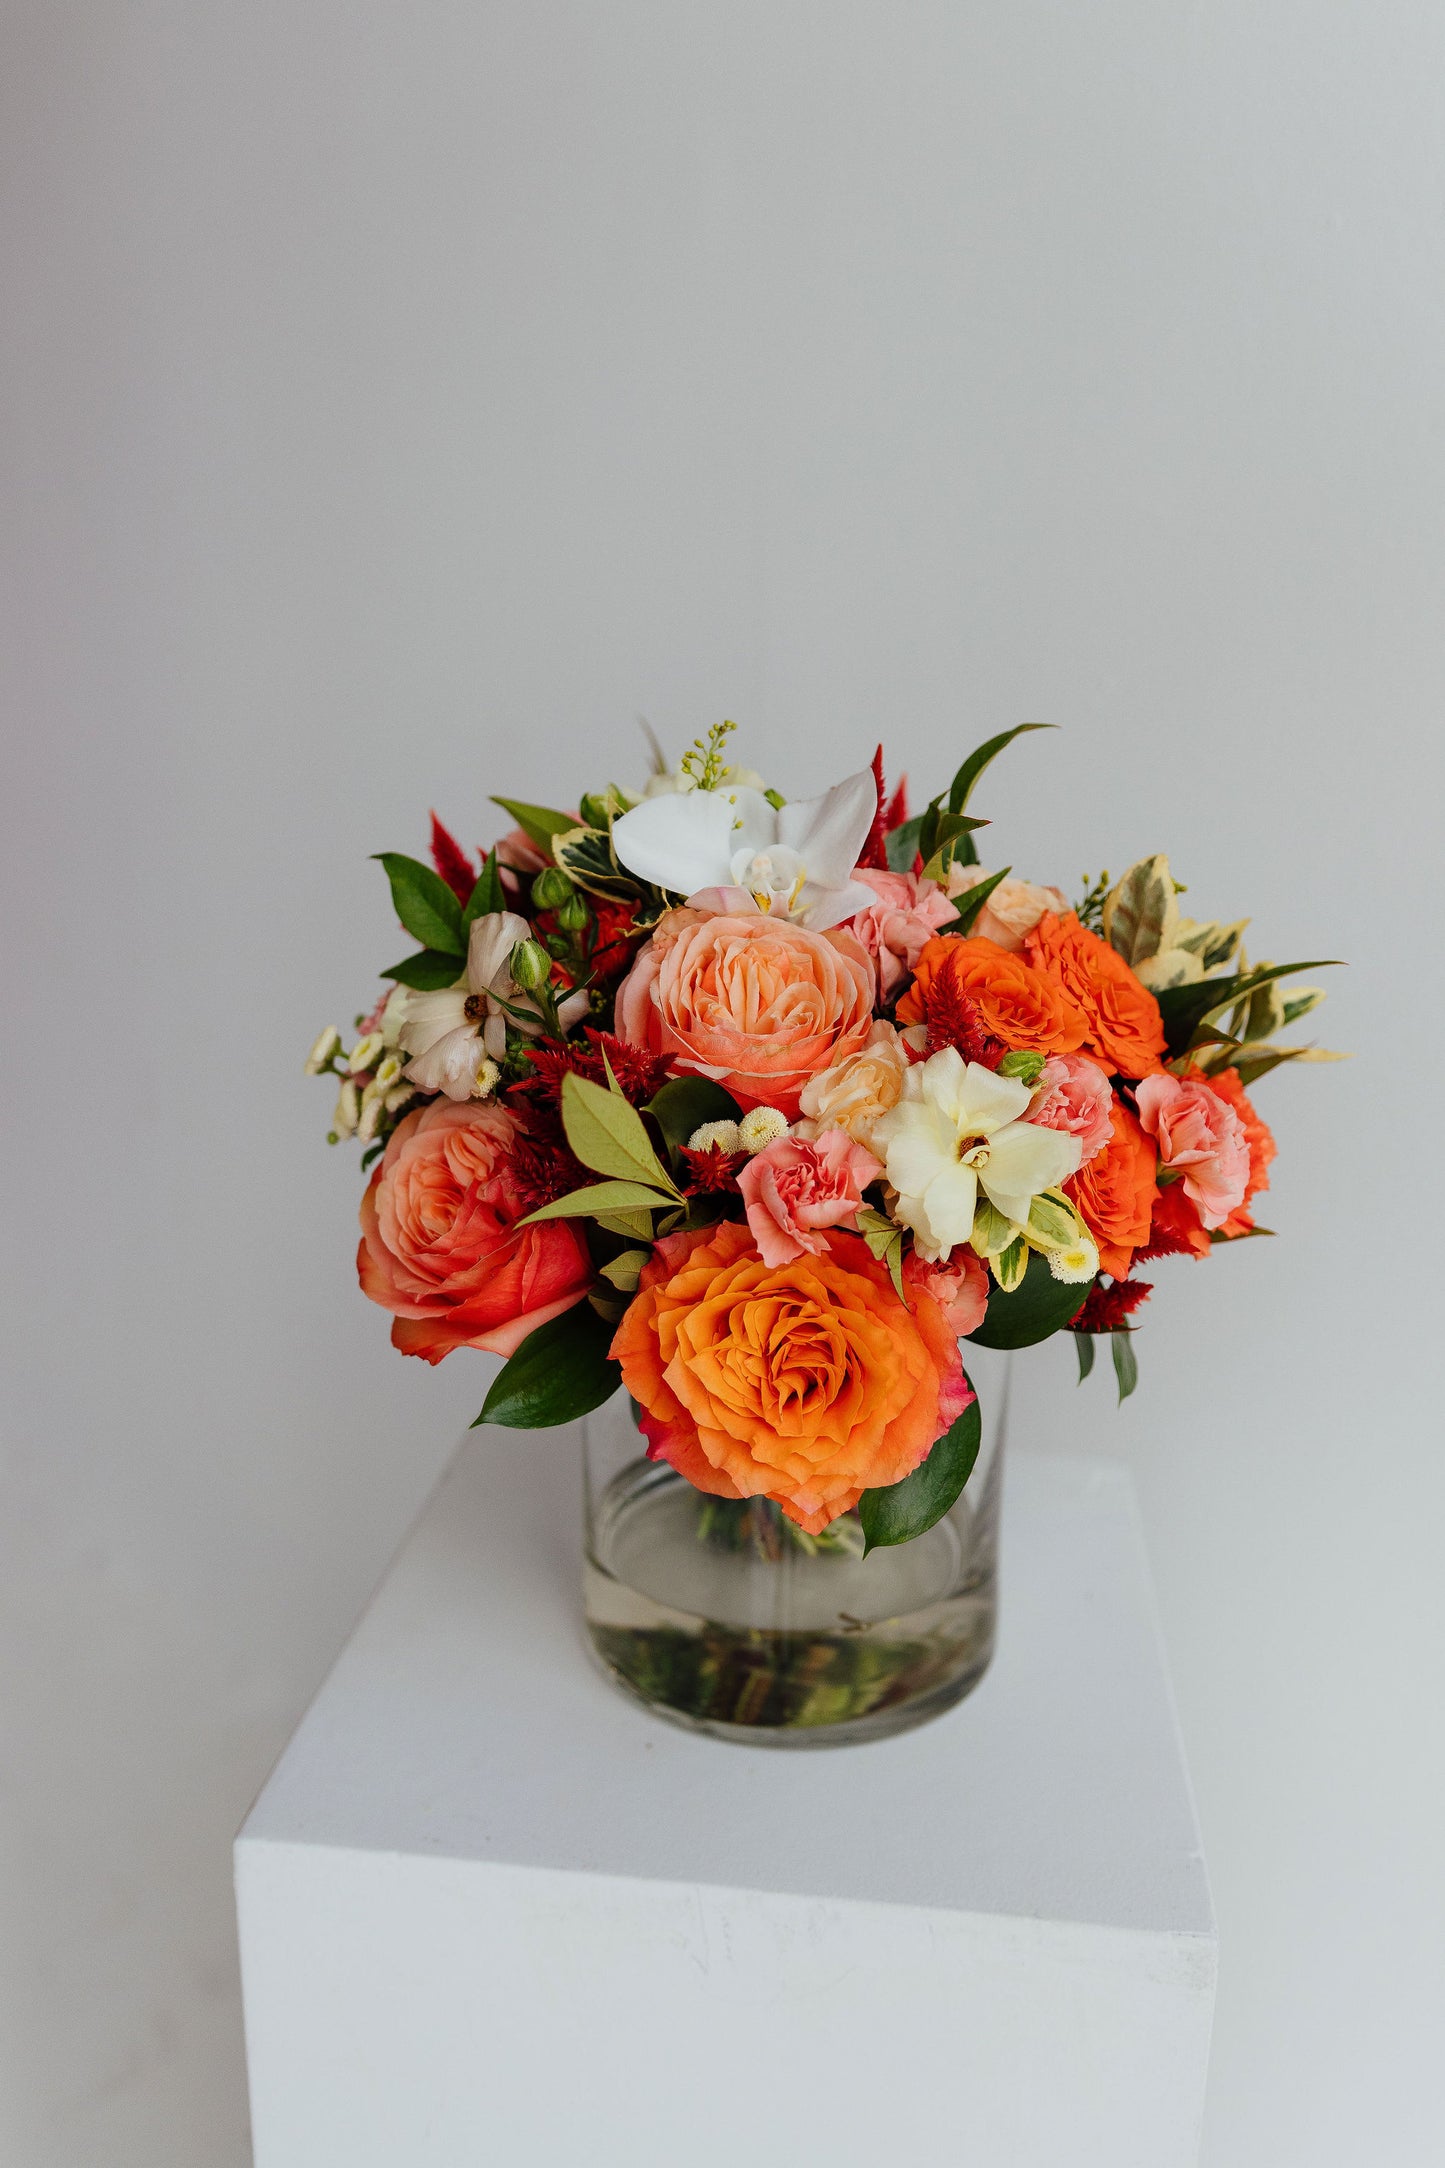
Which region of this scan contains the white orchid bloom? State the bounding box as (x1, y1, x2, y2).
(397, 910, 588, 1101)
(873, 1046, 1084, 1262)
(610, 767, 879, 932)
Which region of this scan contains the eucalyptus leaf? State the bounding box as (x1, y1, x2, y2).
(475, 1305, 620, 1429)
(859, 1391, 981, 1552)
(380, 949, 467, 990)
(489, 796, 576, 853)
(1111, 1330, 1139, 1404)
(967, 1248, 1091, 1349)
(373, 852, 466, 956)
(561, 1072, 679, 1193)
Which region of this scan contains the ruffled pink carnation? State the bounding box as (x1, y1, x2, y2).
(845, 868, 958, 998)
(1026, 1053, 1116, 1167)
(903, 1245, 990, 1337)
(737, 1128, 882, 1267)
(1134, 1070, 1250, 1230)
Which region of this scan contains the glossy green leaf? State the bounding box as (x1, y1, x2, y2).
(1155, 958, 1341, 1060)
(520, 1179, 673, 1224)
(859, 1391, 982, 1552)
(946, 723, 1054, 815)
(645, 1074, 741, 1155)
(1075, 1331, 1095, 1382)
(993, 1234, 1030, 1291)
(561, 1071, 678, 1193)
(380, 949, 466, 990)
(373, 852, 466, 955)
(1111, 1329, 1139, 1404)
(967, 1248, 1091, 1348)
(938, 864, 1012, 937)
(885, 815, 926, 872)
(489, 796, 575, 853)
(475, 1304, 621, 1428)
(461, 850, 505, 929)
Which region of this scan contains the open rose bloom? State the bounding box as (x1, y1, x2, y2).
(309, 721, 1335, 1695)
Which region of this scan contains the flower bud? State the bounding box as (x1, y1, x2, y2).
(304, 1025, 342, 1075)
(509, 939, 551, 992)
(531, 865, 574, 911)
(332, 1080, 360, 1136)
(348, 1032, 384, 1075)
(687, 1119, 742, 1156)
(998, 1049, 1045, 1084)
(384, 1083, 416, 1114)
(372, 1053, 402, 1092)
(357, 1089, 387, 1142)
(737, 1106, 790, 1154)
(554, 890, 590, 932)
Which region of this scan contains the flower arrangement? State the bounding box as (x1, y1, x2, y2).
(307, 722, 1339, 1552)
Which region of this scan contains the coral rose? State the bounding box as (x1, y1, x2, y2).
(1205, 1066, 1277, 1237)
(614, 909, 875, 1117)
(737, 1128, 881, 1267)
(1064, 1099, 1159, 1278)
(795, 1020, 912, 1151)
(904, 1244, 990, 1337)
(846, 867, 957, 998)
(357, 1099, 592, 1361)
(896, 934, 1089, 1058)
(946, 867, 1070, 953)
(1135, 1069, 1250, 1230)
(1027, 1052, 1116, 1166)
(1025, 913, 1166, 1079)
(613, 1222, 974, 1533)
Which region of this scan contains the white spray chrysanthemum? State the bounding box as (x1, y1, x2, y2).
(687, 1119, 742, 1155)
(1047, 1234, 1100, 1283)
(737, 1106, 790, 1154)
(304, 1026, 342, 1075)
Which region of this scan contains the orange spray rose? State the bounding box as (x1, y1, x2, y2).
(896, 935, 1089, 1056)
(1025, 912, 1167, 1078)
(612, 1221, 973, 1534)
(1064, 1098, 1159, 1277)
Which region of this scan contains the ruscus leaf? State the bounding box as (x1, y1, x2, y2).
(475, 1304, 621, 1428)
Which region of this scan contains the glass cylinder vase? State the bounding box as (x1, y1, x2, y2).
(581, 1347, 1010, 1747)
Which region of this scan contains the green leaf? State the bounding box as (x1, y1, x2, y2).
(1111, 1330, 1139, 1404)
(970, 1196, 1017, 1257)
(598, 1248, 650, 1291)
(885, 814, 926, 872)
(1025, 1189, 1080, 1250)
(1210, 1222, 1276, 1242)
(489, 796, 575, 854)
(373, 853, 466, 955)
(645, 1075, 742, 1155)
(561, 1071, 679, 1193)
(859, 1391, 982, 1552)
(855, 1209, 909, 1303)
(475, 1305, 621, 1428)
(1075, 1332, 1095, 1383)
(461, 849, 505, 929)
(938, 864, 1012, 937)
(521, 1179, 674, 1224)
(553, 824, 660, 908)
(967, 1248, 1091, 1348)
(946, 723, 1054, 815)
(919, 812, 990, 883)
(994, 1234, 1030, 1291)
(1155, 958, 1342, 1060)
(380, 949, 466, 990)
(1102, 854, 1177, 966)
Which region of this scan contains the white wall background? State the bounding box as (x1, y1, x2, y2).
(3, 4, 1443, 2162)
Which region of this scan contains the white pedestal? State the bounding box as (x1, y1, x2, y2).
(236, 1432, 1215, 2167)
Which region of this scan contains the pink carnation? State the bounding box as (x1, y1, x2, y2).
(904, 1245, 990, 1338)
(1134, 1071, 1250, 1230)
(846, 867, 958, 998)
(1026, 1053, 1116, 1166)
(737, 1128, 882, 1267)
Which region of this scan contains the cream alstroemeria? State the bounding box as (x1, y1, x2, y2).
(873, 1046, 1083, 1263)
(397, 910, 588, 1101)
(610, 768, 878, 932)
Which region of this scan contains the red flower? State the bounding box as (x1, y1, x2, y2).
(681, 1145, 748, 1194)
(510, 1029, 673, 1113)
(859, 744, 892, 870)
(429, 811, 478, 904)
(919, 973, 1007, 1067)
(1138, 1180, 1211, 1261)
(1071, 1278, 1152, 1333)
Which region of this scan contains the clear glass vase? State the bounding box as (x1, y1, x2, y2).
(581, 1348, 1010, 1747)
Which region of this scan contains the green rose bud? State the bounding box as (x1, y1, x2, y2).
(554, 890, 590, 932)
(531, 865, 574, 911)
(578, 790, 613, 830)
(509, 938, 551, 992)
(997, 1049, 1045, 1085)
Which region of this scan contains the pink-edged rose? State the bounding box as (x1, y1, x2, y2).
(1026, 1052, 1116, 1166)
(846, 868, 958, 998)
(737, 1127, 883, 1267)
(1134, 1070, 1250, 1230)
(357, 1098, 592, 1361)
(904, 1244, 991, 1338)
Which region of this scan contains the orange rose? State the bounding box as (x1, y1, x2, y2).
(613, 1221, 973, 1534)
(896, 934, 1088, 1057)
(1205, 1066, 1277, 1237)
(358, 1099, 592, 1361)
(614, 910, 875, 1117)
(1025, 913, 1166, 1079)
(1064, 1099, 1159, 1277)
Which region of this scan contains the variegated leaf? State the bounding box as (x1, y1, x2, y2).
(1103, 854, 1177, 966)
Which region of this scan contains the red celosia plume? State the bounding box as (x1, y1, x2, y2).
(858, 746, 892, 871)
(921, 978, 1006, 1069)
(1071, 1278, 1152, 1334)
(429, 811, 479, 904)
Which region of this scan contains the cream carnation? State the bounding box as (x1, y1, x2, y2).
(947, 867, 1069, 953)
(795, 1020, 912, 1152)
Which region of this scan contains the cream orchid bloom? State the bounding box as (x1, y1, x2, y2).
(396, 910, 588, 1101)
(873, 1046, 1084, 1263)
(610, 768, 878, 932)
